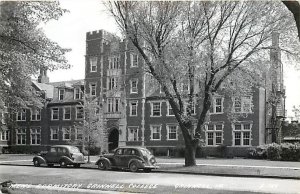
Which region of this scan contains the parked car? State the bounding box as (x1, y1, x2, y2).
(95, 147, 159, 172)
(32, 145, 85, 168)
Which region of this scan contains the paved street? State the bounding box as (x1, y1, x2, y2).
(0, 165, 300, 194)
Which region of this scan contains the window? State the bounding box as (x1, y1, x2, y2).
(109, 56, 120, 69)
(150, 125, 161, 140)
(182, 81, 190, 93)
(130, 79, 138, 93)
(51, 108, 59, 120)
(62, 127, 71, 140)
(90, 83, 96, 96)
(30, 128, 41, 145)
(233, 96, 252, 113)
(128, 127, 138, 141)
(185, 101, 196, 115)
(130, 53, 138, 67)
(107, 98, 120, 113)
(63, 107, 71, 120)
(16, 128, 26, 145)
(108, 77, 117, 90)
(233, 123, 252, 146)
(1, 130, 9, 141)
(90, 57, 97, 72)
(74, 88, 83, 99)
(167, 125, 178, 140)
(50, 126, 58, 140)
(151, 102, 161, 117)
(58, 89, 65, 100)
(31, 109, 41, 121)
(210, 97, 224, 114)
(167, 102, 174, 116)
(205, 123, 223, 146)
(16, 109, 26, 121)
(75, 128, 83, 140)
(76, 107, 84, 119)
(130, 101, 138, 116)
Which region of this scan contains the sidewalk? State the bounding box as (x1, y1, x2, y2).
(1, 154, 300, 179)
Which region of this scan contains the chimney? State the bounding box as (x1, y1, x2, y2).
(38, 68, 49, 84)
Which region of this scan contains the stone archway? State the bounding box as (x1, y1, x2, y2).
(108, 128, 119, 152)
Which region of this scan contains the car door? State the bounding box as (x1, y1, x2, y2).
(57, 147, 67, 163)
(45, 147, 57, 163)
(113, 148, 125, 167)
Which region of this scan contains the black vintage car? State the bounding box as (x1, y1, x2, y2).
(32, 145, 86, 168)
(95, 147, 159, 172)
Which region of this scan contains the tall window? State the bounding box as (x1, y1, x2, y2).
(51, 108, 59, 120)
(130, 53, 138, 67)
(233, 123, 252, 146)
(128, 127, 138, 141)
(50, 126, 58, 140)
(210, 97, 223, 114)
(30, 128, 41, 145)
(63, 107, 71, 120)
(151, 102, 161, 117)
(58, 89, 65, 100)
(108, 77, 117, 90)
(74, 88, 83, 99)
(90, 57, 97, 72)
(150, 125, 161, 140)
(130, 79, 138, 93)
(109, 56, 120, 69)
(75, 128, 83, 140)
(167, 125, 178, 140)
(76, 107, 84, 119)
(130, 101, 137, 116)
(16, 128, 26, 145)
(206, 123, 223, 146)
(1, 130, 9, 141)
(107, 98, 120, 113)
(31, 109, 41, 121)
(90, 83, 96, 96)
(185, 101, 196, 115)
(167, 102, 174, 116)
(16, 109, 26, 121)
(234, 96, 252, 113)
(62, 126, 71, 140)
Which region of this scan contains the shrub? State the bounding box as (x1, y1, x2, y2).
(266, 143, 281, 161)
(217, 144, 227, 158)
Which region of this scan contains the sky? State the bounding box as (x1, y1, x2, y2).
(42, 0, 300, 120)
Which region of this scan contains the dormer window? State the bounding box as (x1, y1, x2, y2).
(74, 88, 83, 99)
(59, 89, 65, 100)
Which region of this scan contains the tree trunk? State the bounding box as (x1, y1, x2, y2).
(184, 141, 197, 166)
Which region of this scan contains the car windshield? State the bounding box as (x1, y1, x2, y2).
(69, 147, 80, 153)
(140, 148, 152, 157)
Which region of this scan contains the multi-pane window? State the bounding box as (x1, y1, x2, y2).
(76, 107, 84, 119)
(151, 102, 161, 116)
(182, 81, 190, 93)
(109, 56, 120, 69)
(206, 123, 223, 146)
(58, 89, 65, 100)
(210, 97, 223, 114)
(167, 125, 178, 140)
(16, 109, 26, 121)
(31, 109, 41, 121)
(75, 128, 83, 140)
(130, 53, 138, 67)
(62, 127, 71, 140)
(233, 96, 252, 113)
(151, 125, 161, 140)
(130, 101, 137, 116)
(108, 77, 117, 90)
(1, 130, 9, 141)
(30, 128, 41, 145)
(50, 126, 58, 140)
(90, 83, 96, 96)
(167, 102, 174, 116)
(233, 123, 252, 146)
(51, 108, 59, 120)
(63, 107, 71, 120)
(128, 127, 138, 141)
(74, 88, 83, 99)
(107, 98, 120, 113)
(16, 128, 26, 145)
(90, 57, 97, 72)
(185, 101, 196, 115)
(130, 79, 138, 93)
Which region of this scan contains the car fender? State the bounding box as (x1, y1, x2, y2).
(59, 156, 73, 164)
(33, 156, 46, 164)
(95, 157, 111, 168)
(128, 158, 144, 169)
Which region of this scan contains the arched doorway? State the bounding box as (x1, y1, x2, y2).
(108, 128, 119, 152)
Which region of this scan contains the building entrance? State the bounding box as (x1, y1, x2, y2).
(108, 128, 119, 152)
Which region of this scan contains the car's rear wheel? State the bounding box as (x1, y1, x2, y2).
(59, 160, 67, 168)
(97, 160, 107, 170)
(143, 168, 151, 173)
(74, 164, 80, 168)
(47, 164, 54, 167)
(33, 159, 40, 167)
(129, 162, 138, 172)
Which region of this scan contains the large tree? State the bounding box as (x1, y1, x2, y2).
(0, 1, 69, 111)
(108, 1, 299, 166)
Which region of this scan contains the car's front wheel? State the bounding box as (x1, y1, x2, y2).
(97, 160, 107, 170)
(129, 162, 138, 172)
(59, 160, 67, 168)
(33, 159, 40, 167)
